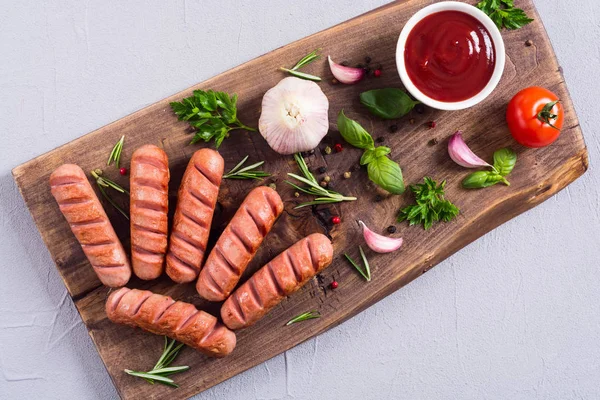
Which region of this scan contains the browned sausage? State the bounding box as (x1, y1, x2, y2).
(106, 287, 236, 357)
(130, 145, 170, 280)
(166, 149, 224, 283)
(196, 186, 283, 301)
(220, 233, 333, 330)
(49, 164, 131, 287)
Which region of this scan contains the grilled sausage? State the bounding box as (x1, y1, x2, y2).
(220, 233, 333, 330)
(106, 287, 236, 357)
(130, 145, 170, 280)
(196, 186, 283, 301)
(49, 164, 131, 287)
(166, 149, 224, 283)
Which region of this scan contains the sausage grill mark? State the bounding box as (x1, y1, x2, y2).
(167, 253, 198, 274)
(247, 278, 264, 309)
(194, 162, 219, 187)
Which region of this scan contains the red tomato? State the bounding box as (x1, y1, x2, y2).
(506, 87, 564, 148)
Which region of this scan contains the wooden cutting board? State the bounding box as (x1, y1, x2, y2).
(12, 0, 588, 398)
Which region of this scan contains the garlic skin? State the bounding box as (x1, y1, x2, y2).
(259, 77, 329, 155)
(359, 220, 403, 254)
(448, 131, 491, 169)
(328, 56, 365, 84)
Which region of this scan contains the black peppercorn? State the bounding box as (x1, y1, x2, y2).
(388, 124, 398, 133)
(375, 194, 383, 202)
(387, 225, 397, 234)
(318, 166, 327, 174)
(428, 138, 438, 146)
(364, 56, 372, 64)
(415, 103, 425, 114)
(376, 136, 385, 143)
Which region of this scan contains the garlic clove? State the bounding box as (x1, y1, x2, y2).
(259, 77, 329, 155)
(359, 220, 403, 253)
(328, 56, 365, 84)
(448, 131, 491, 169)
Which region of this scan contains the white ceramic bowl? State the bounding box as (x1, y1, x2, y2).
(396, 1, 505, 111)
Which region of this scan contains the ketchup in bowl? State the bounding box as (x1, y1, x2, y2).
(404, 10, 496, 103)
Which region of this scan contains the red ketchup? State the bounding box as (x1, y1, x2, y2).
(404, 11, 496, 102)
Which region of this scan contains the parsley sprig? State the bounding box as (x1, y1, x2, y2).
(476, 0, 533, 30)
(280, 49, 321, 82)
(397, 177, 459, 230)
(125, 337, 189, 388)
(285, 153, 356, 209)
(170, 90, 256, 148)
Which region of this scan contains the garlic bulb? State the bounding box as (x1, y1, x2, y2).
(259, 77, 329, 155)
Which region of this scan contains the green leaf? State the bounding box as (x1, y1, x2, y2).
(397, 177, 459, 229)
(360, 149, 376, 166)
(286, 310, 321, 326)
(476, 0, 533, 30)
(462, 171, 509, 189)
(367, 156, 405, 194)
(359, 88, 419, 119)
(170, 89, 253, 147)
(492, 148, 517, 176)
(336, 110, 375, 150)
(373, 146, 391, 158)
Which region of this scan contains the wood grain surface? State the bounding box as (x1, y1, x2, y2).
(12, 0, 588, 398)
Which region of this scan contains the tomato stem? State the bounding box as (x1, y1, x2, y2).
(537, 100, 560, 130)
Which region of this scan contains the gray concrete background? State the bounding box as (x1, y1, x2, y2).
(1, 1, 598, 399)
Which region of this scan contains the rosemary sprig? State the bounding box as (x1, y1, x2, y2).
(280, 49, 322, 82)
(125, 337, 189, 388)
(285, 153, 356, 209)
(91, 169, 129, 220)
(344, 246, 371, 281)
(107, 135, 125, 168)
(286, 310, 321, 326)
(223, 155, 271, 180)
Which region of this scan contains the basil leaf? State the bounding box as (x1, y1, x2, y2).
(373, 146, 391, 158)
(337, 111, 375, 150)
(359, 88, 419, 120)
(367, 156, 405, 194)
(493, 148, 517, 176)
(360, 149, 375, 166)
(462, 171, 508, 189)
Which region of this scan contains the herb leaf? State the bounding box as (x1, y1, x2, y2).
(285, 153, 356, 209)
(462, 171, 509, 188)
(367, 156, 405, 194)
(337, 110, 375, 150)
(280, 49, 322, 82)
(223, 155, 270, 180)
(397, 177, 459, 229)
(170, 90, 255, 148)
(344, 246, 371, 281)
(476, 0, 533, 30)
(359, 88, 419, 119)
(91, 169, 129, 220)
(286, 310, 320, 326)
(492, 148, 517, 176)
(125, 337, 188, 388)
(337, 111, 404, 194)
(107, 135, 125, 168)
